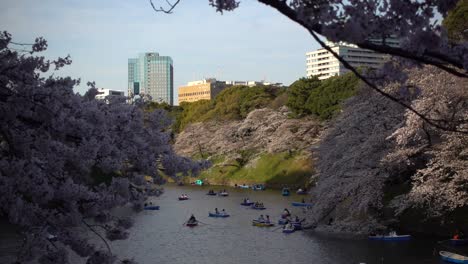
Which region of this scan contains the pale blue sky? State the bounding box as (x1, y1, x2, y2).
(1, 0, 319, 98)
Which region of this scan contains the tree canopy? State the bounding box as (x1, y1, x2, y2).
(0, 32, 205, 263)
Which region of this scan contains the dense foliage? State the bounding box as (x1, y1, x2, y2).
(0, 32, 205, 263)
(287, 73, 360, 120)
(442, 0, 468, 42)
(173, 85, 284, 132)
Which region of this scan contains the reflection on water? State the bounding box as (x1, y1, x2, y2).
(110, 185, 440, 264)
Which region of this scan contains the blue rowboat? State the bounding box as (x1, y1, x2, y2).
(278, 219, 288, 225)
(440, 251, 468, 263)
(291, 202, 312, 207)
(241, 202, 254, 206)
(368, 234, 411, 241)
(144, 205, 160, 210)
(208, 212, 230, 218)
(252, 220, 274, 227)
(251, 205, 266, 210)
(218, 192, 229, 196)
(283, 228, 295, 234)
(450, 239, 468, 246)
(206, 192, 217, 196)
(282, 188, 290, 196)
(291, 222, 302, 230)
(252, 184, 265, 191)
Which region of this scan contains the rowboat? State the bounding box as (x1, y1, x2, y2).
(143, 205, 160, 210)
(450, 239, 468, 246)
(278, 219, 288, 225)
(206, 192, 217, 196)
(282, 188, 290, 196)
(218, 192, 229, 196)
(208, 212, 230, 218)
(251, 205, 266, 210)
(186, 221, 198, 227)
(296, 189, 308, 195)
(178, 196, 189, 200)
(241, 202, 254, 206)
(291, 221, 302, 230)
(440, 251, 468, 263)
(291, 202, 312, 207)
(283, 227, 295, 233)
(368, 234, 411, 241)
(238, 184, 250, 189)
(252, 220, 274, 227)
(252, 184, 265, 191)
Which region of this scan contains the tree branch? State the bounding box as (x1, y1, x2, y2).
(149, 0, 181, 14)
(256, 0, 467, 77)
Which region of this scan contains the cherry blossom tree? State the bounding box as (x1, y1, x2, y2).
(386, 66, 467, 218)
(0, 31, 206, 263)
(309, 63, 466, 233)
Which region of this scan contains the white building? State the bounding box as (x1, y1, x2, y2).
(224, 80, 282, 87)
(95, 89, 125, 100)
(306, 39, 399, 80)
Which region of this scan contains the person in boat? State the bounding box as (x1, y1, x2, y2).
(221, 209, 226, 215)
(301, 198, 306, 203)
(283, 208, 291, 216)
(246, 198, 251, 203)
(265, 215, 271, 224)
(188, 214, 196, 223)
(243, 198, 247, 203)
(258, 215, 265, 222)
(294, 216, 300, 223)
(215, 208, 219, 214)
(260, 203, 264, 208)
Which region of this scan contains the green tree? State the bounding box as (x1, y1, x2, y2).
(306, 72, 360, 120)
(443, 0, 468, 42)
(286, 77, 321, 116)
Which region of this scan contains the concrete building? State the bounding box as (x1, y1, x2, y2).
(128, 52, 174, 105)
(224, 80, 282, 87)
(178, 78, 227, 104)
(306, 39, 399, 80)
(95, 88, 125, 101)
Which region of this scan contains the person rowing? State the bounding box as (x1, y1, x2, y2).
(188, 214, 197, 224)
(265, 215, 271, 224)
(215, 208, 219, 214)
(257, 214, 265, 223)
(221, 209, 226, 215)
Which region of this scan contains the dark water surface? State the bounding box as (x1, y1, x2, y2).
(110, 185, 443, 264)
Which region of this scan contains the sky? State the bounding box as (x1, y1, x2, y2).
(0, 0, 319, 100)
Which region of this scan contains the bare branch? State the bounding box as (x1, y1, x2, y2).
(149, 0, 181, 14)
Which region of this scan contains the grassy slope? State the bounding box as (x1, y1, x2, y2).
(190, 151, 313, 188)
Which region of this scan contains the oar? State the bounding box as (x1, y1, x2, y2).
(197, 220, 210, 226)
(271, 225, 284, 232)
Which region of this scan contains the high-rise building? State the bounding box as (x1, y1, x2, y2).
(128, 52, 174, 105)
(306, 39, 399, 80)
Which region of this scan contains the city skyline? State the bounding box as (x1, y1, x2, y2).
(0, 0, 319, 95)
